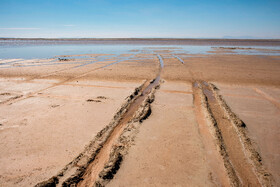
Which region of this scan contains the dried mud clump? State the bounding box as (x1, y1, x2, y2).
(50, 104, 60, 108)
(35, 176, 58, 187)
(87, 96, 108, 102)
(86, 99, 101, 102)
(0, 95, 23, 105)
(58, 58, 71, 61)
(97, 96, 107, 99)
(0, 92, 11, 96)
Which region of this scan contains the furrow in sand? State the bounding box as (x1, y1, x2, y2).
(194, 81, 273, 186)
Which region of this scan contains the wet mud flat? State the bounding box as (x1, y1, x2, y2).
(0, 49, 280, 186)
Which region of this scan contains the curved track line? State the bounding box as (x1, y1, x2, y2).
(172, 54, 185, 64)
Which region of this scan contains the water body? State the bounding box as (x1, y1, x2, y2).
(0, 39, 280, 59)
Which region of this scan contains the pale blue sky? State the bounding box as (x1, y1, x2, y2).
(0, 0, 280, 38)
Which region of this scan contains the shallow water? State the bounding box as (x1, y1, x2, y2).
(0, 40, 280, 59)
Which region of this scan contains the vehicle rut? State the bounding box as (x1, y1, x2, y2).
(193, 81, 273, 187)
(35, 55, 163, 187)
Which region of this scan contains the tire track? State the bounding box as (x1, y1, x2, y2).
(35, 54, 163, 187)
(76, 56, 162, 187)
(193, 83, 231, 186)
(193, 81, 273, 187)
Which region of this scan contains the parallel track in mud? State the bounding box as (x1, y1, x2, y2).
(35, 55, 163, 187)
(193, 81, 273, 187)
(77, 78, 159, 187)
(76, 55, 162, 186)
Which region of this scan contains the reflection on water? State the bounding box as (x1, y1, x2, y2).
(0, 40, 280, 59)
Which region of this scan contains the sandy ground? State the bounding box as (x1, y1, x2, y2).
(162, 54, 280, 86)
(0, 49, 279, 186)
(0, 78, 142, 186)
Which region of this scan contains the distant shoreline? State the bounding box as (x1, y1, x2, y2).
(1, 38, 280, 41)
(1, 38, 280, 46)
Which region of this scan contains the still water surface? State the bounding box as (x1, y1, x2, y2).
(1, 40, 280, 59)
